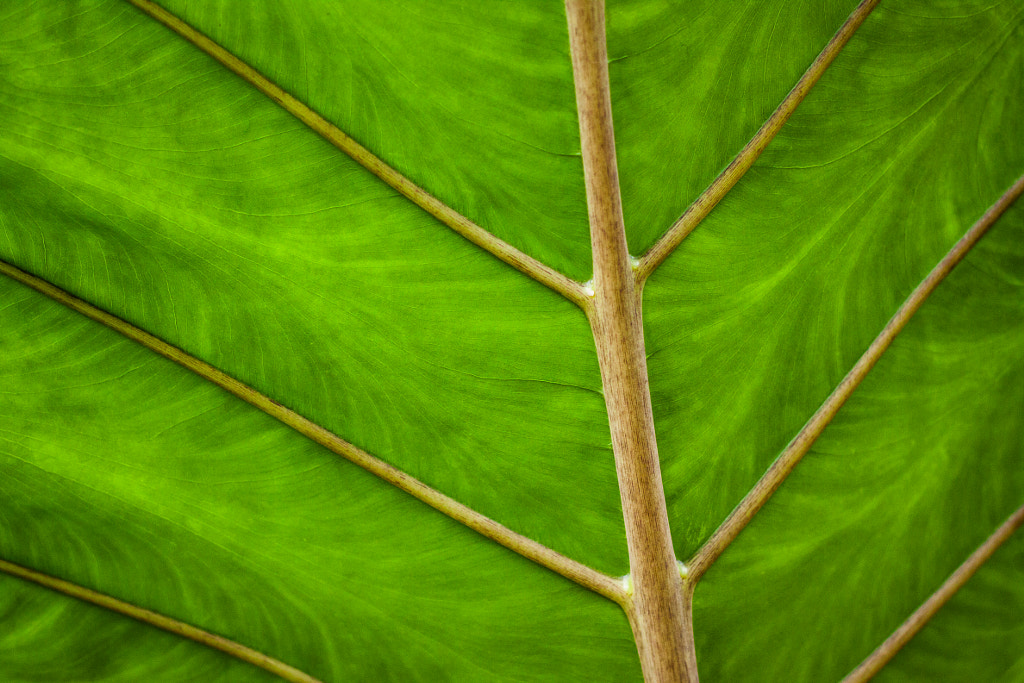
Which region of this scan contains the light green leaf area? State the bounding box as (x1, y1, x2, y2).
(0, 1, 627, 573)
(0, 276, 639, 682)
(693, 200, 1024, 681)
(155, 0, 593, 280)
(878, 529, 1024, 682)
(608, 0, 858, 252)
(644, 0, 1024, 556)
(0, 574, 276, 683)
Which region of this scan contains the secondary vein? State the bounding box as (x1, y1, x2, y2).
(0, 260, 626, 605)
(841, 504, 1024, 682)
(687, 173, 1024, 582)
(0, 557, 322, 683)
(636, 0, 881, 284)
(124, 0, 589, 308)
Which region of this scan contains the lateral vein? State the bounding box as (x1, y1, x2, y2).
(687, 173, 1024, 582)
(636, 0, 881, 284)
(0, 557, 322, 683)
(841, 504, 1024, 682)
(124, 0, 589, 308)
(0, 260, 626, 605)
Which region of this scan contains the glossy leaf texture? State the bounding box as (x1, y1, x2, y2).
(0, 1, 1022, 682)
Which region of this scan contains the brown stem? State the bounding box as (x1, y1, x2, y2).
(688, 173, 1024, 582)
(0, 558, 322, 683)
(842, 504, 1024, 682)
(565, 1, 694, 680)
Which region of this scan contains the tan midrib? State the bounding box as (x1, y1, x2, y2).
(565, 1, 695, 680)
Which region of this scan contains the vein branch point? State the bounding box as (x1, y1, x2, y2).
(677, 561, 689, 579)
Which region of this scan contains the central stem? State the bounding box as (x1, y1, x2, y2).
(565, 1, 695, 681)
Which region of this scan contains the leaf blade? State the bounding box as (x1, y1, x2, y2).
(690, 198, 1024, 681)
(0, 573, 281, 683)
(0, 558, 321, 683)
(149, 0, 595, 280)
(0, 0, 628, 575)
(645, 0, 1024, 561)
(0, 273, 641, 681)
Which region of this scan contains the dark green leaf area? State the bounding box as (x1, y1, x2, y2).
(691, 202, 1024, 682)
(0, 0, 627, 574)
(877, 530, 1024, 683)
(608, 0, 858, 253)
(154, 0, 593, 279)
(644, 0, 1024, 558)
(0, 575, 277, 683)
(0, 276, 641, 682)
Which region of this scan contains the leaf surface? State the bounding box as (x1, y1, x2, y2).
(0, 0, 626, 574)
(691, 199, 1024, 681)
(1, 0, 1022, 681)
(0, 275, 638, 681)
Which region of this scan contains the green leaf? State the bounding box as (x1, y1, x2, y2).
(0, 1, 1021, 682)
